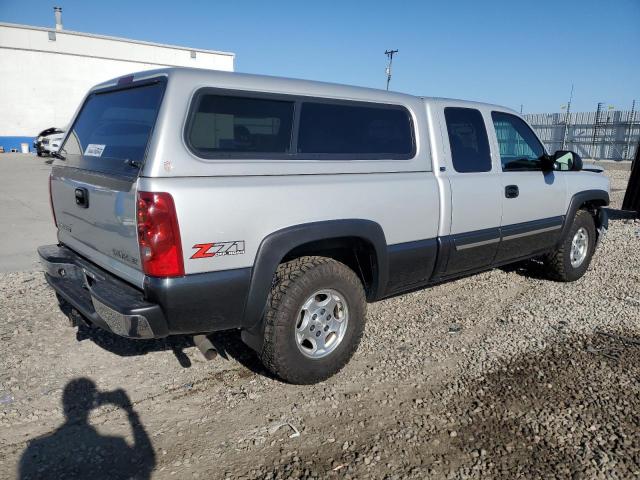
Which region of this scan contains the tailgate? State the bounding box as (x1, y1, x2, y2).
(51, 166, 142, 285)
(50, 79, 166, 287)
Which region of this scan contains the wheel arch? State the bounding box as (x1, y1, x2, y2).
(557, 189, 610, 247)
(241, 219, 388, 331)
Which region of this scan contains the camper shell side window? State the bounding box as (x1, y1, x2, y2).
(184, 88, 416, 161)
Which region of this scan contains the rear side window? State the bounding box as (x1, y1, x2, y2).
(187, 94, 295, 155)
(444, 107, 491, 173)
(62, 81, 165, 176)
(297, 102, 414, 157)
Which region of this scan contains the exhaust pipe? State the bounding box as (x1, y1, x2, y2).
(193, 334, 218, 360)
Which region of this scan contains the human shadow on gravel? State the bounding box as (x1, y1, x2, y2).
(19, 378, 155, 480)
(432, 330, 640, 478)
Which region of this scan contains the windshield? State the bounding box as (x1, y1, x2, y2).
(61, 80, 165, 177)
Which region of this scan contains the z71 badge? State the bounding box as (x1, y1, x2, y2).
(191, 241, 245, 259)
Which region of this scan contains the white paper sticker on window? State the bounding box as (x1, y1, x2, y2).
(84, 144, 106, 157)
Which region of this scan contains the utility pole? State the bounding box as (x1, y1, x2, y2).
(561, 84, 574, 150)
(591, 102, 605, 159)
(385, 49, 398, 91)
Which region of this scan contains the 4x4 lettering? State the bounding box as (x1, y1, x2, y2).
(190, 241, 246, 259)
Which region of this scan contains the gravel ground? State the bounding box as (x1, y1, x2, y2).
(0, 168, 638, 479)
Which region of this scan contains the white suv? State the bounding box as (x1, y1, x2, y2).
(35, 128, 65, 157)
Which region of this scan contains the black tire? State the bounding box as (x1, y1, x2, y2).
(36, 151, 43, 157)
(260, 256, 367, 384)
(544, 210, 596, 282)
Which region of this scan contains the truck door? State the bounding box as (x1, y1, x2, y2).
(489, 112, 567, 263)
(440, 107, 502, 276)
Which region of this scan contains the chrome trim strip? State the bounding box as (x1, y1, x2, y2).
(455, 224, 562, 251)
(501, 225, 561, 241)
(456, 237, 500, 251)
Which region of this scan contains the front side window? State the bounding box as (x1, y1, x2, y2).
(444, 107, 492, 173)
(297, 102, 414, 157)
(187, 94, 295, 155)
(491, 112, 545, 171)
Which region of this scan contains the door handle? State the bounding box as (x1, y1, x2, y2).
(75, 187, 89, 208)
(505, 185, 519, 199)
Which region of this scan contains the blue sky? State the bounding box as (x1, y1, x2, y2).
(2, 0, 638, 113)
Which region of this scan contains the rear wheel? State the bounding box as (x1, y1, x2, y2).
(544, 210, 596, 282)
(260, 256, 366, 384)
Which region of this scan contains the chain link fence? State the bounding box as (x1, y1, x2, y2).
(524, 109, 638, 161)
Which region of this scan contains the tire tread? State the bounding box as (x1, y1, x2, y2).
(261, 256, 365, 384)
(544, 209, 595, 282)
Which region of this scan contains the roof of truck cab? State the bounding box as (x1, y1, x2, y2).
(422, 96, 519, 115)
(93, 67, 518, 114)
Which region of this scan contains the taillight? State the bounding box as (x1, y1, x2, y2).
(136, 191, 184, 277)
(49, 173, 57, 227)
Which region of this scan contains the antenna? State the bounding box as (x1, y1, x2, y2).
(384, 49, 398, 91)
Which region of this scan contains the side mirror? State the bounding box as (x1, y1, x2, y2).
(552, 150, 582, 171)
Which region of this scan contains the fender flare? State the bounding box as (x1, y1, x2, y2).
(241, 219, 388, 330)
(557, 189, 610, 246)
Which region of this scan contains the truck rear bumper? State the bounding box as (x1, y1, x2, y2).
(38, 244, 251, 338)
(39, 244, 168, 338)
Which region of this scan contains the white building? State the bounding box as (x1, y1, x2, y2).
(0, 8, 235, 151)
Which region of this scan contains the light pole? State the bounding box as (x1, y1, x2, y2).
(385, 49, 398, 91)
(561, 84, 574, 150)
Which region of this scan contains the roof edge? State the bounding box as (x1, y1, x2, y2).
(0, 21, 235, 57)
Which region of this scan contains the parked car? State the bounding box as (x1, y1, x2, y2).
(39, 68, 610, 384)
(34, 127, 65, 157)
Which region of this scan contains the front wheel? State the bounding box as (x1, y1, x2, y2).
(260, 256, 367, 384)
(543, 210, 596, 282)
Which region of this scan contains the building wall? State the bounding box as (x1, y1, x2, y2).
(0, 23, 234, 149)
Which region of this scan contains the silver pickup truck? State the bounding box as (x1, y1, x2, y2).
(40, 68, 609, 384)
